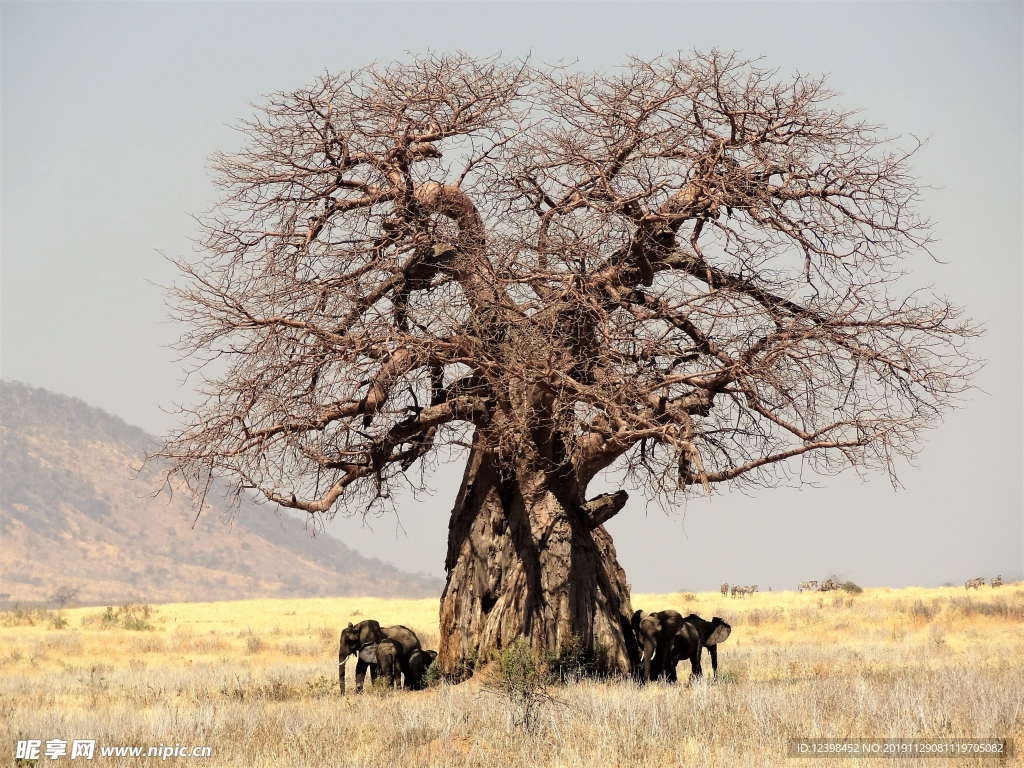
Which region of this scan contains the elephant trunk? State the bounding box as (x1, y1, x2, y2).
(338, 651, 350, 695)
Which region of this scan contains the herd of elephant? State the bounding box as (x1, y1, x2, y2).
(631, 610, 732, 683)
(338, 610, 732, 695)
(337, 619, 437, 694)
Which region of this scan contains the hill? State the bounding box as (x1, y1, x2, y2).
(0, 381, 442, 604)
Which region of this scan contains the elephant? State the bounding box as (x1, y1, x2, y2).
(631, 609, 688, 682)
(668, 614, 731, 681)
(372, 638, 403, 688)
(338, 619, 422, 694)
(405, 648, 438, 690)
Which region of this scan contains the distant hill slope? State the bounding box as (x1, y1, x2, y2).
(0, 381, 442, 604)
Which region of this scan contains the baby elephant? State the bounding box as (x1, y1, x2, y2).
(405, 648, 438, 690)
(373, 638, 404, 688)
(670, 614, 731, 682)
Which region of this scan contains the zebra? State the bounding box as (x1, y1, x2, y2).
(819, 578, 841, 592)
(990, 575, 1003, 588)
(964, 577, 985, 590)
(730, 585, 743, 598)
(720, 583, 729, 597)
(798, 580, 819, 593)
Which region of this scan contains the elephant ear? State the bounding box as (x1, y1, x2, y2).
(358, 644, 379, 664)
(707, 621, 731, 645)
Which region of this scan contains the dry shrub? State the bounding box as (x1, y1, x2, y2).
(1, 605, 56, 627)
(82, 604, 154, 631)
(909, 600, 935, 622)
(481, 639, 565, 734)
(745, 608, 782, 626)
(304, 674, 336, 699)
(190, 636, 229, 654)
(948, 595, 1024, 620)
(43, 633, 83, 655)
(246, 636, 265, 655)
(130, 635, 166, 654)
(219, 676, 297, 702)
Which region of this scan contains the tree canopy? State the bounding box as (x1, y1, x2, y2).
(162, 51, 975, 521)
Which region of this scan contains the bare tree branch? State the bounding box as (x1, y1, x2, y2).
(157, 51, 978, 521)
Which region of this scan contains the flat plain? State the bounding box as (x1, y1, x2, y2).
(2, 585, 1022, 766)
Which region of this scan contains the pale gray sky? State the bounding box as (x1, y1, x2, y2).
(2, 1, 1021, 591)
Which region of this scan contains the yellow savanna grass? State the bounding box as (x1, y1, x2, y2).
(2, 585, 1022, 766)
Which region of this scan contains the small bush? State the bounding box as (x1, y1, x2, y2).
(443, 646, 480, 683)
(483, 639, 562, 734)
(47, 613, 69, 630)
(909, 600, 935, 622)
(84, 604, 154, 631)
(245, 636, 265, 654)
(1, 605, 52, 627)
(544, 635, 609, 682)
(220, 677, 297, 702)
(304, 674, 336, 699)
(423, 659, 444, 688)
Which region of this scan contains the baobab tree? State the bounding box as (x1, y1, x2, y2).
(159, 52, 977, 674)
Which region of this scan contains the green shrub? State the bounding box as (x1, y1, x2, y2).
(483, 639, 558, 733)
(304, 674, 336, 698)
(544, 635, 609, 682)
(841, 581, 864, 594)
(1, 605, 49, 627)
(84, 604, 154, 631)
(443, 645, 480, 683)
(423, 659, 444, 688)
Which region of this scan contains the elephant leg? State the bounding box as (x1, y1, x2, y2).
(665, 655, 678, 683)
(689, 650, 703, 682)
(708, 645, 718, 678)
(355, 659, 369, 692)
(653, 638, 673, 680)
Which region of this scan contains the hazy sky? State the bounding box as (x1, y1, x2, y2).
(2, 1, 1021, 591)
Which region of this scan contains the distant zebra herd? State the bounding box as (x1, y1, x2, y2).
(797, 578, 842, 593)
(965, 575, 1002, 590)
(720, 583, 758, 597)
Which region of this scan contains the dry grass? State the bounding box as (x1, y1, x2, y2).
(2, 586, 1022, 766)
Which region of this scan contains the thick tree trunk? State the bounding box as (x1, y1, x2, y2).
(438, 442, 639, 677)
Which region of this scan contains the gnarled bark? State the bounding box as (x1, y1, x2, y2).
(438, 441, 639, 676)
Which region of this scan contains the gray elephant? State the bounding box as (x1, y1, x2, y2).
(631, 609, 688, 682)
(668, 614, 731, 681)
(372, 638, 404, 688)
(338, 619, 421, 694)
(405, 648, 438, 690)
